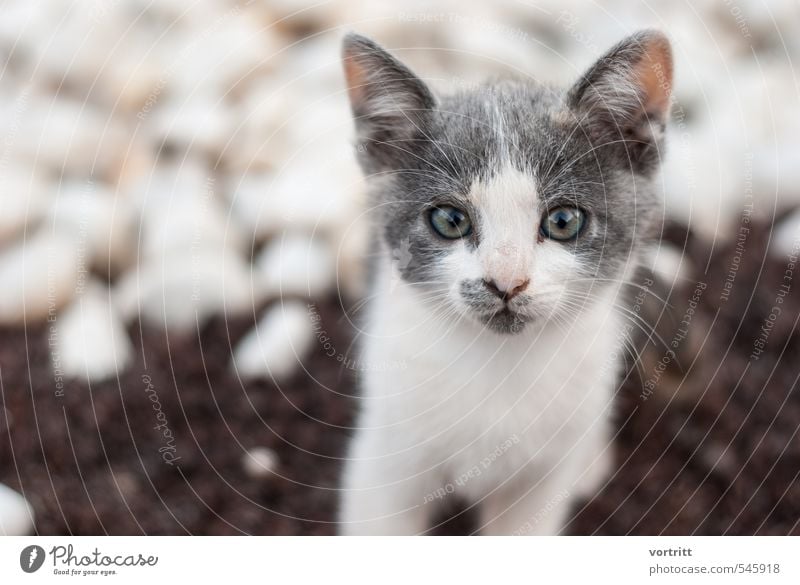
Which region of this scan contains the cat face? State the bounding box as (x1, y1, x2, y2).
(343, 31, 673, 334)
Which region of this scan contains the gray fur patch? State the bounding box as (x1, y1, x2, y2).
(344, 31, 671, 331)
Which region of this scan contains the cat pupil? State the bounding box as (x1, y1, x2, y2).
(430, 206, 472, 239)
(541, 207, 584, 241)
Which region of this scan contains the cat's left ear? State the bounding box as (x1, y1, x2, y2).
(342, 33, 436, 173)
(567, 30, 673, 171)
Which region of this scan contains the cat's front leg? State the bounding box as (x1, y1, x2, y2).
(338, 427, 433, 535)
(478, 475, 573, 536)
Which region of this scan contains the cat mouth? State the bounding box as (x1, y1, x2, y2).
(479, 306, 530, 335)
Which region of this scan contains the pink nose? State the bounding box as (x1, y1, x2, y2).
(483, 277, 530, 301)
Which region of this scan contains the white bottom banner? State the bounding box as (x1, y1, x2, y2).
(0, 537, 796, 583)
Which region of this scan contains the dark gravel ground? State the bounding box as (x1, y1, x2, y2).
(1, 218, 799, 535)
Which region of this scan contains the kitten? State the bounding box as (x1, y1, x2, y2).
(339, 30, 672, 535)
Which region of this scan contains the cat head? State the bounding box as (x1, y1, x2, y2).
(342, 31, 672, 334)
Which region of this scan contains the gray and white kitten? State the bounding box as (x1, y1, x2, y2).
(339, 30, 672, 535)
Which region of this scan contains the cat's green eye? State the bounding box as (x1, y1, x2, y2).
(430, 205, 472, 239)
(540, 207, 586, 241)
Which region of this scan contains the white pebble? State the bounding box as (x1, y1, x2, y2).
(0, 229, 79, 324)
(226, 171, 277, 241)
(753, 145, 800, 211)
(262, 0, 340, 33)
(228, 78, 300, 161)
(166, 11, 280, 99)
(254, 233, 334, 299)
(28, 2, 126, 89)
(0, 483, 34, 536)
(2, 95, 124, 179)
(0, 165, 49, 242)
(130, 161, 245, 260)
(55, 281, 133, 382)
(285, 96, 353, 151)
(141, 192, 245, 261)
(242, 447, 279, 479)
(232, 301, 315, 380)
(0, 2, 52, 54)
(770, 209, 800, 259)
(646, 243, 690, 286)
(93, 32, 165, 113)
(227, 147, 362, 241)
(48, 181, 135, 273)
(127, 159, 210, 216)
(278, 35, 344, 100)
(114, 247, 254, 330)
(152, 92, 236, 156)
(661, 139, 743, 243)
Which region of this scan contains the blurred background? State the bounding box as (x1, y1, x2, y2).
(0, 0, 799, 535)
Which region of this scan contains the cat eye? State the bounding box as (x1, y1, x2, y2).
(429, 205, 472, 239)
(540, 207, 586, 241)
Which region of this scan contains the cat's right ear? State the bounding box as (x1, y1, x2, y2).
(566, 30, 673, 172)
(342, 33, 436, 172)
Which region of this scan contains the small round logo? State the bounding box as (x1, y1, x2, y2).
(20, 545, 45, 573)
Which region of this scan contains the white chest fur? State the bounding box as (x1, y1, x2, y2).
(340, 259, 624, 534)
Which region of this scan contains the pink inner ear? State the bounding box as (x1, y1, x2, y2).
(343, 55, 368, 107)
(635, 36, 673, 117)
